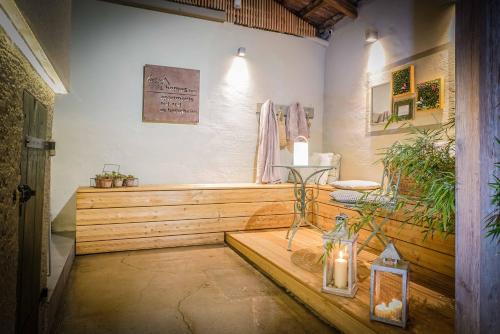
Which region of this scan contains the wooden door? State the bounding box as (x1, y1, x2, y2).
(17, 91, 47, 334)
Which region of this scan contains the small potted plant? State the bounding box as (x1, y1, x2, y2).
(95, 173, 113, 188)
(111, 172, 126, 187)
(124, 174, 139, 187)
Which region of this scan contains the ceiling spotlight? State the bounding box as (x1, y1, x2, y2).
(365, 29, 378, 43)
(237, 47, 246, 57)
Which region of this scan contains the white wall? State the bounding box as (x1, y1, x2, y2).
(51, 0, 326, 227)
(323, 0, 455, 181)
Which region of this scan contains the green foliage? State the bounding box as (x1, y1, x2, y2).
(485, 138, 500, 242)
(417, 79, 441, 110)
(110, 171, 126, 180)
(392, 67, 411, 96)
(353, 117, 456, 239)
(95, 172, 113, 180)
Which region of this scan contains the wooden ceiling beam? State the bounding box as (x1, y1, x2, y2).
(298, 0, 324, 17)
(319, 12, 344, 31)
(329, 0, 357, 19)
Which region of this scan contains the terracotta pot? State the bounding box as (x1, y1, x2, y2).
(101, 179, 113, 188)
(95, 179, 102, 188)
(113, 179, 124, 187)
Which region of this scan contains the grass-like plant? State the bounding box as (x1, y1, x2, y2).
(485, 138, 500, 242)
(351, 117, 456, 240)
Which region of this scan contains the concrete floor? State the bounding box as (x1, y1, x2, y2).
(52, 245, 336, 334)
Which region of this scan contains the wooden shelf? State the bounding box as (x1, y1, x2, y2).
(226, 228, 454, 334)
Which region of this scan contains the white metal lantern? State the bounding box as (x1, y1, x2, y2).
(322, 213, 358, 298)
(370, 242, 409, 328)
(293, 135, 308, 165)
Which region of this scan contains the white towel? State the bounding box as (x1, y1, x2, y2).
(256, 100, 282, 184)
(286, 102, 309, 143)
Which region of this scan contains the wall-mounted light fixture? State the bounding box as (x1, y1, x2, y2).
(237, 47, 246, 57)
(365, 29, 378, 43)
(234, 0, 242, 9)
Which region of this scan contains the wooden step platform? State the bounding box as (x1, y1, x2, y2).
(226, 228, 454, 334)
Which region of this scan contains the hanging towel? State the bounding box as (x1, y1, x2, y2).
(256, 100, 282, 184)
(286, 102, 309, 144)
(278, 111, 287, 148)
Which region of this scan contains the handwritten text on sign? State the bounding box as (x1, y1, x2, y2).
(143, 65, 200, 123)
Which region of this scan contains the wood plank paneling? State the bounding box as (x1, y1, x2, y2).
(77, 187, 295, 209)
(77, 201, 295, 226)
(169, 0, 317, 37)
(77, 232, 224, 254)
(76, 214, 294, 242)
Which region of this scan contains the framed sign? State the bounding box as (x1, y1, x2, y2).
(143, 64, 200, 124)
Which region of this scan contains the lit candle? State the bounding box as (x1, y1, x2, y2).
(334, 251, 348, 289)
(388, 299, 403, 320)
(374, 302, 392, 319)
(293, 136, 308, 165)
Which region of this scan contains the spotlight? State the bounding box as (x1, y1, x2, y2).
(365, 29, 378, 43)
(237, 47, 246, 57)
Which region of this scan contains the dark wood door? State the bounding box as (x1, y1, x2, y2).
(17, 91, 47, 334)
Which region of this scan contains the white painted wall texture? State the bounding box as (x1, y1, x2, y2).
(51, 0, 326, 226)
(323, 0, 455, 181)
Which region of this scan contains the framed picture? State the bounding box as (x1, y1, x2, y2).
(392, 98, 415, 121)
(371, 82, 391, 124)
(416, 78, 444, 111)
(391, 65, 414, 98)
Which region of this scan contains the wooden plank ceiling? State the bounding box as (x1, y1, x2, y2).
(170, 0, 358, 39)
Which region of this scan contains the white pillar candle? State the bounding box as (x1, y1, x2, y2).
(374, 302, 392, 319)
(293, 141, 308, 165)
(334, 251, 348, 289)
(388, 298, 403, 320)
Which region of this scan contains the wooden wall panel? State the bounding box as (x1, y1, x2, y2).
(170, 0, 316, 37)
(75, 184, 297, 254)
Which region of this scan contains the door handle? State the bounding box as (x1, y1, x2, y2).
(18, 184, 36, 203)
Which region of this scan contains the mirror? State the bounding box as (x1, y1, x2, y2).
(371, 82, 391, 124)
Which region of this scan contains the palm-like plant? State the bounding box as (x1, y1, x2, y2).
(485, 138, 500, 242)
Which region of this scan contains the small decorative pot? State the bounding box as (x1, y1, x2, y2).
(94, 179, 102, 188)
(125, 178, 139, 187)
(113, 179, 124, 187)
(101, 179, 113, 188)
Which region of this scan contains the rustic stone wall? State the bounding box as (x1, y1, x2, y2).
(0, 26, 54, 333)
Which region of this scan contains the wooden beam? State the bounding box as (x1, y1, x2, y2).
(319, 12, 343, 31)
(455, 0, 500, 332)
(299, 0, 324, 17)
(329, 0, 357, 19)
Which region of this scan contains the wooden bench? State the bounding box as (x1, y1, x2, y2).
(75, 183, 297, 254)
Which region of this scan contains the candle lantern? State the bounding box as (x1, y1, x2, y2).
(322, 213, 358, 297)
(293, 135, 309, 165)
(370, 242, 409, 328)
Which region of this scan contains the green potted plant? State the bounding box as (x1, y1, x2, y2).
(124, 174, 138, 187)
(95, 173, 113, 188)
(111, 172, 126, 187)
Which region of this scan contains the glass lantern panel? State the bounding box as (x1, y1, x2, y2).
(372, 271, 404, 322)
(326, 242, 351, 290)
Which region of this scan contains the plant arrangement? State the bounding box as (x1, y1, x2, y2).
(351, 116, 456, 239)
(95, 173, 113, 188)
(124, 174, 139, 187)
(416, 78, 443, 111)
(485, 138, 500, 242)
(391, 65, 414, 97)
(111, 172, 126, 187)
